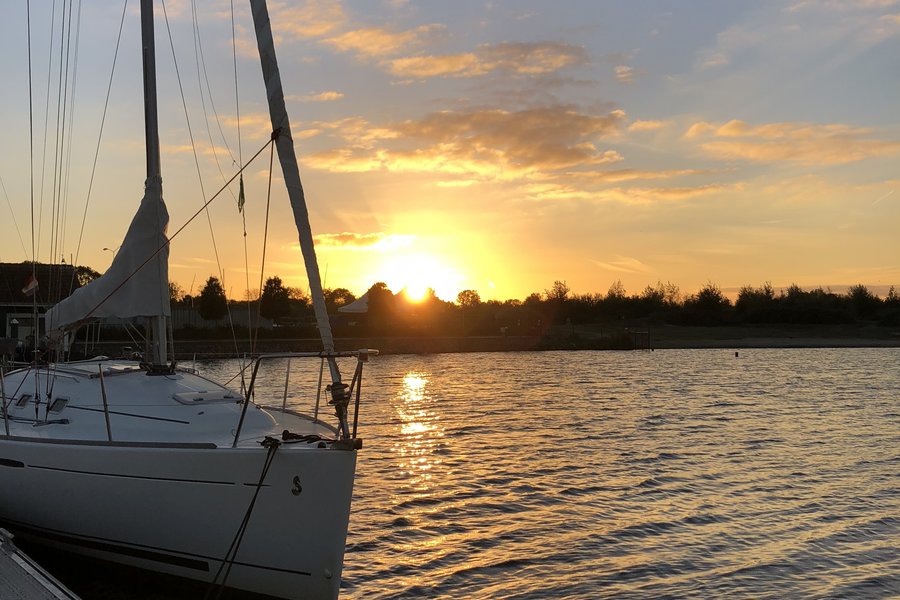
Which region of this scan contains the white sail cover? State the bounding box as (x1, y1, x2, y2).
(46, 176, 170, 332)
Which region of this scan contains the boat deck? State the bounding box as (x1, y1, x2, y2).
(0, 529, 80, 600)
(1, 359, 340, 448)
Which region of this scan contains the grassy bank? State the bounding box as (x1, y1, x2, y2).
(73, 323, 900, 360)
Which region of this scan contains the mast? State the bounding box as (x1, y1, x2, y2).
(140, 0, 168, 366)
(249, 2, 347, 408)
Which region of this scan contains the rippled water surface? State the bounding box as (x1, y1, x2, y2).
(331, 349, 899, 599)
(33, 349, 900, 598)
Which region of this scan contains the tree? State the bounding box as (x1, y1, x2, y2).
(365, 282, 396, 334)
(259, 276, 291, 321)
(169, 281, 184, 304)
(75, 265, 101, 287)
(847, 284, 880, 319)
(523, 292, 542, 308)
(735, 282, 775, 322)
(545, 280, 570, 301)
(606, 280, 627, 300)
(197, 276, 228, 321)
(324, 287, 356, 310)
(457, 289, 481, 308)
(692, 282, 731, 311)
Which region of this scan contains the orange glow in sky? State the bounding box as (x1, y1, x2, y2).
(0, 1, 898, 302)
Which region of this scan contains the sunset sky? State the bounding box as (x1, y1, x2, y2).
(1, 0, 898, 302)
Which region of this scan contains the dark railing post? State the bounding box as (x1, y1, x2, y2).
(313, 357, 324, 424)
(1, 366, 9, 436)
(281, 358, 291, 413)
(351, 360, 363, 439)
(98, 366, 113, 442)
(233, 358, 263, 448)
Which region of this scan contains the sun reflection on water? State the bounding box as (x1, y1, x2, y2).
(393, 371, 443, 493)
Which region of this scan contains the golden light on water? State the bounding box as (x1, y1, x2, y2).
(393, 371, 442, 493)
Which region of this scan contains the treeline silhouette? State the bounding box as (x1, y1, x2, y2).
(174, 277, 900, 338)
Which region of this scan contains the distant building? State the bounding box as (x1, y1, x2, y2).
(0, 261, 81, 336)
(0, 262, 81, 355)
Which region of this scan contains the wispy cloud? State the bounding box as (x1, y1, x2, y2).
(686, 119, 900, 165)
(286, 91, 345, 103)
(615, 65, 634, 84)
(524, 182, 735, 204)
(384, 42, 589, 78)
(628, 120, 668, 132)
(323, 24, 444, 58)
(593, 255, 653, 274)
(312, 232, 416, 251)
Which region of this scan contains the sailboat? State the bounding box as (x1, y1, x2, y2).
(0, 1, 372, 598)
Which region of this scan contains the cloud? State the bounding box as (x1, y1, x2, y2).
(387, 53, 482, 78)
(699, 0, 900, 74)
(286, 91, 345, 102)
(686, 119, 900, 165)
(697, 52, 729, 70)
(567, 168, 710, 183)
(593, 256, 653, 274)
(323, 25, 443, 58)
(599, 183, 735, 204)
(302, 106, 627, 179)
(614, 65, 634, 84)
(270, 0, 346, 39)
(787, 0, 899, 13)
(313, 232, 415, 251)
(523, 182, 734, 204)
(628, 120, 668, 132)
(385, 41, 589, 78)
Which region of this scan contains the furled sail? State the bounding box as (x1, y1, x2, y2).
(46, 176, 170, 332)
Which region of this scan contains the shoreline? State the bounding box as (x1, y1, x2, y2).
(74, 326, 900, 359)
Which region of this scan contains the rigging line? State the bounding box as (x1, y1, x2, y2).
(71, 0, 129, 273)
(0, 174, 29, 258)
(48, 0, 76, 318)
(187, 0, 237, 205)
(231, 0, 242, 169)
(253, 142, 276, 355)
(226, 0, 252, 374)
(26, 0, 41, 405)
(37, 1, 58, 265)
(190, 0, 251, 364)
(205, 439, 280, 600)
(229, 0, 252, 369)
(47, 0, 70, 267)
(27, 0, 36, 264)
(53, 0, 83, 316)
(161, 0, 243, 359)
(188, 0, 254, 358)
(49, 0, 74, 274)
(189, 0, 251, 348)
(67, 139, 273, 328)
(191, 0, 237, 167)
(59, 0, 84, 276)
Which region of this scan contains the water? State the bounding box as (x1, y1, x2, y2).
(33, 349, 900, 598)
(334, 349, 900, 599)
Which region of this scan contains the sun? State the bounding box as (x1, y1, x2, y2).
(404, 283, 430, 302)
(375, 254, 464, 301)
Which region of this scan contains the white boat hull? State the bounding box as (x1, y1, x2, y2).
(0, 437, 356, 599)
